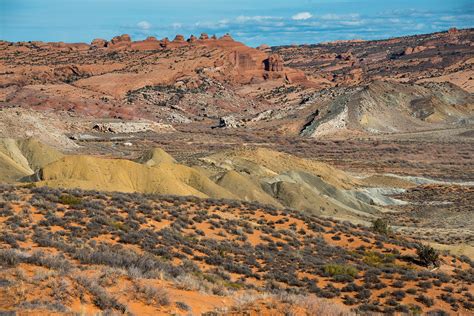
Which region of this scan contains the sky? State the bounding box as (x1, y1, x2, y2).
(1, 0, 473, 46)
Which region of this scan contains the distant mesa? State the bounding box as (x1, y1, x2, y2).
(145, 36, 158, 42)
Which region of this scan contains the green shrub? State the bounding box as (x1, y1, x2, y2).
(58, 195, 82, 206)
(371, 218, 390, 235)
(363, 251, 396, 267)
(324, 264, 358, 278)
(416, 244, 440, 267)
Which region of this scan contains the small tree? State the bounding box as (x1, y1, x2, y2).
(371, 218, 390, 235)
(416, 244, 440, 267)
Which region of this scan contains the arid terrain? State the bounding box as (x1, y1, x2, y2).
(0, 28, 473, 315)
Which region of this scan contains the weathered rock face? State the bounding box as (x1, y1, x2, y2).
(229, 51, 262, 72)
(108, 34, 132, 49)
(161, 37, 170, 47)
(404, 46, 427, 55)
(265, 54, 284, 72)
(110, 34, 131, 45)
(218, 116, 242, 128)
(220, 34, 234, 41)
(200, 33, 209, 40)
(91, 38, 108, 48)
(188, 35, 197, 43)
(257, 44, 271, 52)
(173, 35, 185, 42)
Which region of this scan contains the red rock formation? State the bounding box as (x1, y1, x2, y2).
(110, 34, 131, 45)
(405, 46, 427, 55)
(211, 35, 217, 40)
(173, 35, 185, 43)
(200, 33, 209, 40)
(265, 54, 284, 72)
(145, 36, 158, 42)
(188, 35, 197, 43)
(161, 37, 170, 47)
(91, 39, 108, 48)
(257, 44, 271, 52)
(220, 34, 234, 41)
(448, 27, 458, 34)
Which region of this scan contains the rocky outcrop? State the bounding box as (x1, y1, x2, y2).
(110, 34, 131, 45)
(188, 35, 197, 43)
(109, 34, 131, 49)
(448, 27, 458, 35)
(91, 38, 107, 48)
(220, 34, 234, 41)
(173, 35, 185, 43)
(265, 54, 284, 72)
(218, 116, 243, 128)
(92, 121, 174, 133)
(200, 33, 209, 40)
(404, 46, 427, 55)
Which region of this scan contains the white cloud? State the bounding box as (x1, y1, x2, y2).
(292, 12, 313, 20)
(235, 15, 275, 23)
(137, 21, 151, 30)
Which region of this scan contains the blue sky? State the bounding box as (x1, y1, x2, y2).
(1, 0, 473, 46)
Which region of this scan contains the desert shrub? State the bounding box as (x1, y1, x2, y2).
(355, 289, 372, 300)
(174, 274, 203, 291)
(362, 251, 395, 267)
(323, 264, 358, 278)
(415, 294, 434, 307)
(49, 279, 73, 304)
(75, 275, 127, 313)
(58, 194, 82, 206)
(406, 288, 417, 295)
(134, 283, 170, 306)
(176, 301, 191, 311)
(391, 290, 406, 301)
(27, 251, 72, 273)
(371, 218, 391, 235)
(426, 310, 450, 316)
(0, 249, 20, 267)
(18, 300, 68, 313)
(417, 280, 433, 290)
(416, 244, 439, 267)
